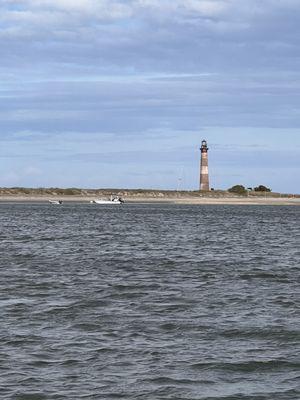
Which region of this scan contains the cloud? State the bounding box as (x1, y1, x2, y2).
(135, 0, 228, 17)
(6, 0, 133, 21)
(0, 1, 300, 191)
(1, 0, 300, 76)
(0, 1, 295, 41)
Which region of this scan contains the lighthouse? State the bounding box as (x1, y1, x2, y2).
(200, 140, 209, 191)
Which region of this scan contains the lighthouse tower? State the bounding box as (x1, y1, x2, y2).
(200, 140, 209, 191)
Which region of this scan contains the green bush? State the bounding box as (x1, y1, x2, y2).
(228, 185, 247, 195)
(254, 185, 271, 192)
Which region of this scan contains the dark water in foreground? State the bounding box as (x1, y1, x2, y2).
(0, 203, 299, 400)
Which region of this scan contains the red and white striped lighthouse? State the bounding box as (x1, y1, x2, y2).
(199, 140, 209, 191)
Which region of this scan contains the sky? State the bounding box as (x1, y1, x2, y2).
(0, 0, 299, 192)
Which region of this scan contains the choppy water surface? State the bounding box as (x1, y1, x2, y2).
(0, 203, 299, 400)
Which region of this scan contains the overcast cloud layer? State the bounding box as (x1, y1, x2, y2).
(0, 0, 299, 191)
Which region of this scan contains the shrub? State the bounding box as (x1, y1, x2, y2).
(254, 185, 271, 192)
(228, 185, 247, 195)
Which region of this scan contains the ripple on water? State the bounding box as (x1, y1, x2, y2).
(0, 204, 299, 399)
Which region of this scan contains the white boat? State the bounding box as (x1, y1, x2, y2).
(90, 195, 124, 205)
(49, 200, 63, 205)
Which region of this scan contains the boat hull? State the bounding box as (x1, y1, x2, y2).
(90, 200, 122, 205)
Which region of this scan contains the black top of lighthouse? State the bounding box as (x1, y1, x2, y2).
(201, 140, 208, 153)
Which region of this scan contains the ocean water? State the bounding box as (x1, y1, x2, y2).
(0, 203, 299, 400)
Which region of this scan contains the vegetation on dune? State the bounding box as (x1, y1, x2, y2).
(228, 184, 273, 195)
(254, 185, 272, 192)
(228, 185, 247, 195)
(0, 186, 298, 198)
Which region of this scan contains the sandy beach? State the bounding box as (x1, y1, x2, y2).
(0, 195, 299, 206)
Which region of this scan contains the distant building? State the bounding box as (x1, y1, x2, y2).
(199, 140, 209, 191)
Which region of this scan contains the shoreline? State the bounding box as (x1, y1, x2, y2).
(0, 195, 299, 206)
